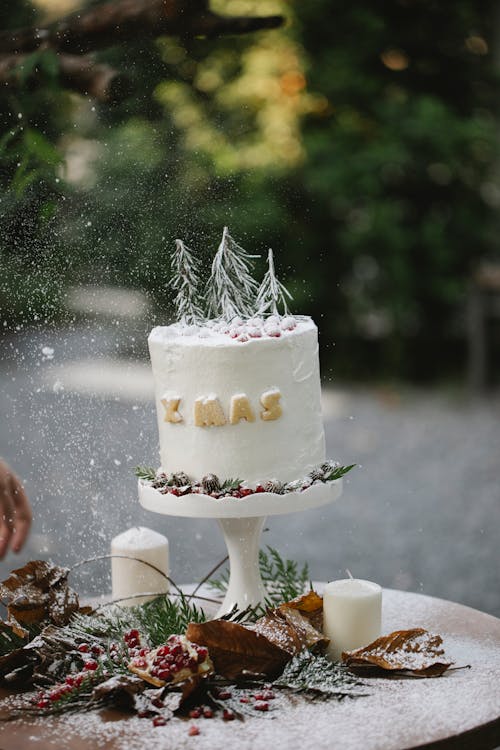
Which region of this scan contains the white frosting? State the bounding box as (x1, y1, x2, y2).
(148, 316, 325, 483)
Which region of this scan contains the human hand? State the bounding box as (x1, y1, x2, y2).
(0, 459, 32, 558)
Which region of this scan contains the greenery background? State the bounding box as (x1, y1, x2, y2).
(1, 0, 499, 382)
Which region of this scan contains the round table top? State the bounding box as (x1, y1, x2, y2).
(1, 588, 499, 750)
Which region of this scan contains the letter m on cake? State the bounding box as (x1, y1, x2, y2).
(194, 396, 227, 427)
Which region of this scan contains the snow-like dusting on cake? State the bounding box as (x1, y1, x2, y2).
(148, 316, 325, 483)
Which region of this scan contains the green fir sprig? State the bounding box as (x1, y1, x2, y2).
(324, 463, 356, 482)
(273, 650, 366, 701)
(134, 466, 156, 482)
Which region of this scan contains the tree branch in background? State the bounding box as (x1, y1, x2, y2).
(0, 0, 284, 55)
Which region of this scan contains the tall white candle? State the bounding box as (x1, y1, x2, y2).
(111, 526, 169, 607)
(323, 578, 382, 661)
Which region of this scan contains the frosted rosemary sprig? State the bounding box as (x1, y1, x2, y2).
(169, 239, 205, 325)
(134, 466, 156, 481)
(206, 227, 260, 321)
(256, 248, 293, 316)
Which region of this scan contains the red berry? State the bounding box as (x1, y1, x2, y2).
(126, 629, 140, 641)
(138, 709, 151, 718)
(187, 657, 198, 672)
(254, 701, 269, 712)
(188, 725, 200, 736)
(91, 644, 103, 655)
(151, 697, 164, 708)
(218, 690, 231, 700)
(152, 716, 167, 727)
(240, 488, 252, 497)
(49, 690, 62, 702)
(157, 645, 170, 656)
(169, 644, 182, 657)
(223, 709, 235, 721)
(37, 699, 49, 709)
(77, 643, 89, 653)
(255, 485, 265, 493)
(65, 676, 75, 686)
(138, 647, 149, 656)
(84, 660, 98, 671)
(74, 674, 84, 687)
(203, 707, 213, 718)
(239, 697, 249, 703)
(189, 708, 202, 719)
(127, 638, 139, 649)
(170, 488, 180, 496)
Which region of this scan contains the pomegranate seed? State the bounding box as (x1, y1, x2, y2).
(187, 657, 198, 672)
(157, 645, 169, 656)
(239, 697, 249, 703)
(170, 488, 180, 496)
(151, 697, 164, 708)
(77, 643, 89, 653)
(132, 658, 147, 669)
(37, 699, 49, 709)
(170, 644, 182, 657)
(49, 691, 62, 702)
(262, 689, 275, 700)
(188, 725, 200, 736)
(158, 669, 173, 682)
(218, 690, 232, 700)
(196, 647, 208, 662)
(65, 676, 75, 686)
(84, 660, 98, 671)
(189, 708, 202, 719)
(152, 716, 167, 727)
(127, 638, 139, 649)
(167, 635, 179, 643)
(222, 709, 235, 721)
(125, 629, 140, 641)
(91, 644, 103, 655)
(254, 701, 269, 712)
(138, 647, 149, 656)
(203, 707, 213, 718)
(138, 709, 150, 718)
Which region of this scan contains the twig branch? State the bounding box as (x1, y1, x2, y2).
(0, 0, 284, 56)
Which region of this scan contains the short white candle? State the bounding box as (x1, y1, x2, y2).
(323, 578, 382, 661)
(111, 526, 169, 607)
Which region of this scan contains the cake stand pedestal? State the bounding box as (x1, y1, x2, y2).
(138, 479, 343, 615)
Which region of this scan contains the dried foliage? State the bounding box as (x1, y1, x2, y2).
(342, 629, 453, 677)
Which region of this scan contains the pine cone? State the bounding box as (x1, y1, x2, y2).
(171, 472, 191, 487)
(321, 460, 339, 475)
(308, 466, 325, 482)
(264, 480, 286, 495)
(201, 474, 221, 493)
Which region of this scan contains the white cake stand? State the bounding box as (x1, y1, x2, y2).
(138, 479, 342, 616)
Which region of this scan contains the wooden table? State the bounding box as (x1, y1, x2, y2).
(1, 588, 499, 750)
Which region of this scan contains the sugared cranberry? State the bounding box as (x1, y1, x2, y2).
(222, 709, 235, 721)
(151, 697, 164, 708)
(37, 698, 49, 709)
(255, 485, 265, 493)
(124, 629, 140, 642)
(240, 696, 250, 703)
(218, 690, 231, 700)
(240, 488, 252, 497)
(189, 708, 202, 719)
(65, 676, 75, 686)
(203, 707, 213, 718)
(152, 716, 167, 727)
(91, 644, 103, 655)
(83, 660, 98, 671)
(188, 725, 200, 736)
(254, 701, 269, 712)
(49, 690, 62, 702)
(77, 643, 90, 653)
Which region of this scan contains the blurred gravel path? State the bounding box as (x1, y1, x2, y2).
(0, 324, 498, 616)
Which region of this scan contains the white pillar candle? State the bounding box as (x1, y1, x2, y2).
(111, 526, 169, 607)
(323, 578, 382, 661)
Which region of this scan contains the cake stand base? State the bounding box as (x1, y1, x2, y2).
(217, 516, 267, 616)
(138, 479, 343, 614)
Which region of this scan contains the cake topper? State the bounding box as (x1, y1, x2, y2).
(169, 228, 294, 325)
(256, 248, 293, 316)
(170, 239, 205, 325)
(206, 226, 260, 321)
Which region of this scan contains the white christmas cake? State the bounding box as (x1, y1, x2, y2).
(141, 228, 345, 497)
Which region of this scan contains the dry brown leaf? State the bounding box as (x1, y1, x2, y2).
(186, 619, 290, 680)
(342, 628, 453, 677)
(0, 560, 81, 627)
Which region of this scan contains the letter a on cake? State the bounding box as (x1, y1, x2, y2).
(230, 394, 256, 424)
